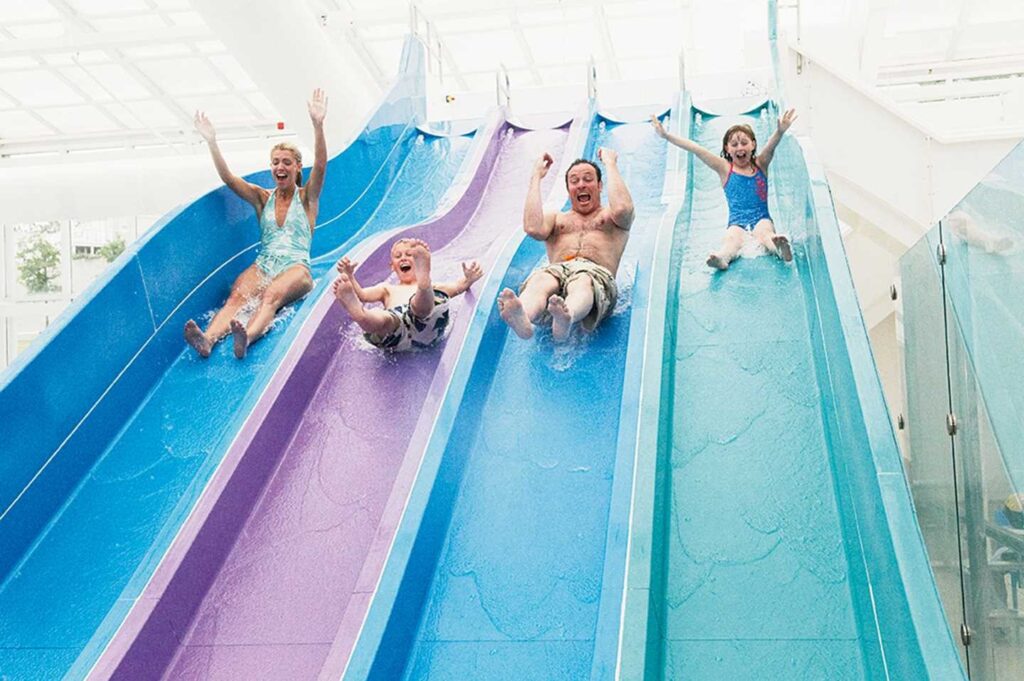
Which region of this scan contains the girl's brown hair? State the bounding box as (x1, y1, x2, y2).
(720, 124, 758, 166)
(270, 142, 303, 186)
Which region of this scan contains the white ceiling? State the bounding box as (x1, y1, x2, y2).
(1, 0, 1023, 157)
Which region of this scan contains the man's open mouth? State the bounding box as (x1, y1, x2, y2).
(577, 192, 591, 202)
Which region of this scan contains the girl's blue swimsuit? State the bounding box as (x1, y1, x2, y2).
(723, 163, 771, 229)
(254, 189, 312, 278)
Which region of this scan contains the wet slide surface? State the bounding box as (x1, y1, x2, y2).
(127, 123, 568, 681)
(359, 114, 667, 680)
(0, 133, 471, 681)
(651, 109, 878, 678)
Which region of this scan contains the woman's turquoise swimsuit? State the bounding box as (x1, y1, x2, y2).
(254, 189, 312, 279)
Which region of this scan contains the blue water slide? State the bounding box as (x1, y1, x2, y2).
(0, 37, 478, 680)
(342, 103, 675, 680)
(617, 98, 965, 680)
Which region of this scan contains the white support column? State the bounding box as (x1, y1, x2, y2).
(191, 0, 381, 154)
(59, 220, 73, 299)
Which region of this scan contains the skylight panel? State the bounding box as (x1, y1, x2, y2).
(0, 110, 57, 137)
(177, 93, 254, 124)
(122, 44, 192, 60)
(56, 66, 112, 100)
(0, 0, 60, 23)
(38, 104, 120, 133)
(0, 70, 84, 106)
(167, 11, 206, 28)
(207, 54, 255, 90)
(85, 63, 151, 99)
(7, 22, 65, 40)
(91, 14, 168, 32)
(447, 30, 526, 71)
(135, 57, 224, 96)
(66, 0, 151, 14)
(0, 57, 41, 71)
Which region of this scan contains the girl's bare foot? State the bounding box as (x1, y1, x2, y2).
(184, 319, 212, 358)
(498, 288, 533, 339)
(772, 234, 792, 262)
(230, 319, 249, 359)
(548, 295, 572, 342)
(706, 253, 730, 270)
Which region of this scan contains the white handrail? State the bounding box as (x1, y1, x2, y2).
(587, 57, 597, 100)
(496, 64, 510, 108)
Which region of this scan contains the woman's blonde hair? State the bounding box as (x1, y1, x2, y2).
(270, 142, 303, 186)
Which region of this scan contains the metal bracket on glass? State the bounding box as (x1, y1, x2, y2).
(889, 284, 898, 301)
(897, 413, 905, 430)
(960, 623, 971, 646)
(937, 242, 947, 265)
(946, 412, 958, 436)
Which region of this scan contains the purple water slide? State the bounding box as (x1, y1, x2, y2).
(87, 118, 570, 681)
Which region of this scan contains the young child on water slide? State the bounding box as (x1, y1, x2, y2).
(184, 89, 328, 359)
(650, 108, 798, 270)
(332, 238, 483, 351)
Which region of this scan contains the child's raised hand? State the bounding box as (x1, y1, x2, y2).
(336, 256, 357, 276)
(778, 108, 798, 134)
(649, 115, 667, 138)
(534, 152, 554, 179)
(308, 88, 328, 126)
(461, 261, 483, 286)
(194, 111, 216, 142)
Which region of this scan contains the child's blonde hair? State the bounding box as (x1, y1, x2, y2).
(720, 124, 758, 166)
(392, 238, 430, 252)
(270, 142, 303, 186)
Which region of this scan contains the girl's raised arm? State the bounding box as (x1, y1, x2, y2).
(650, 115, 730, 182)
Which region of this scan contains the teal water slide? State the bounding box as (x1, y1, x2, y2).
(616, 96, 966, 679)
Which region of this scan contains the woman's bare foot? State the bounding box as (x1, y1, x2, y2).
(230, 319, 249, 359)
(184, 319, 212, 358)
(772, 234, 792, 262)
(498, 288, 533, 339)
(332, 274, 364, 320)
(410, 244, 432, 290)
(706, 253, 730, 270)
(548, 295, 572, 342)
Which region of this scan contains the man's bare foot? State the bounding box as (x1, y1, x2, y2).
(706, 253, 730, 270)
(772, 234, 792, 262)
(184, 319, 212, 358)
(548, 295, 573, 342)
(410, 244, 432, 290)
(498, 288, 533, 339)
(230, 319, 249, 359)
(332, 274, 364, 319)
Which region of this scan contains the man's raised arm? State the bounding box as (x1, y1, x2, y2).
(524, 152, 557, 240)
(598, 147, 634, 230)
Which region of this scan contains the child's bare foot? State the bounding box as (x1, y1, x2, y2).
(333, 274, 364, 319)
(498, 288, 533, 339)
(230, 319, 248, 359)
(184, 319, 212, 358)
(548, 295, 572, 342)
(410, 244, 432, 290)
(772, 234, 792, 262)
(706, 253, 730, 270)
